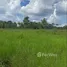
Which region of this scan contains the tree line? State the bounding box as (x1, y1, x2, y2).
(0, 16, 67, 29)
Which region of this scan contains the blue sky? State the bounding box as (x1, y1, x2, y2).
(0, 0, 67, 26)
(20, 0, 29, 6)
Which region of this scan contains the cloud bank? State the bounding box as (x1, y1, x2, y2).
(0, 0, 67, 26)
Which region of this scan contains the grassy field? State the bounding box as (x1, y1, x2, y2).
(0, 29, 66, 67)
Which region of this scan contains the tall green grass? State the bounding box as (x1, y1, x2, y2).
(0, 29, 67, 67)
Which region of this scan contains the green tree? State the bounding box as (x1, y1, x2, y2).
(23, 16, 30, 28)
(41, 18, 48, 28)
(63, 25, 67, 29)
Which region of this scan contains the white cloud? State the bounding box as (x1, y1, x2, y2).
(0, 0, 22, 22)
(0, 0, 9, 7)
(47, 10, 59, 24)
(6, 0, 21, 14)
(21, 0, 54, 17)
(20, 0, 67, 26)
(47, 0, 67, 24)
(0, 0, 67, 26)
(56, 0, 67, 15)
(0, 0, 9, 14)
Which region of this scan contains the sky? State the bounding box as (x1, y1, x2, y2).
(0, 0, 67, 26)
